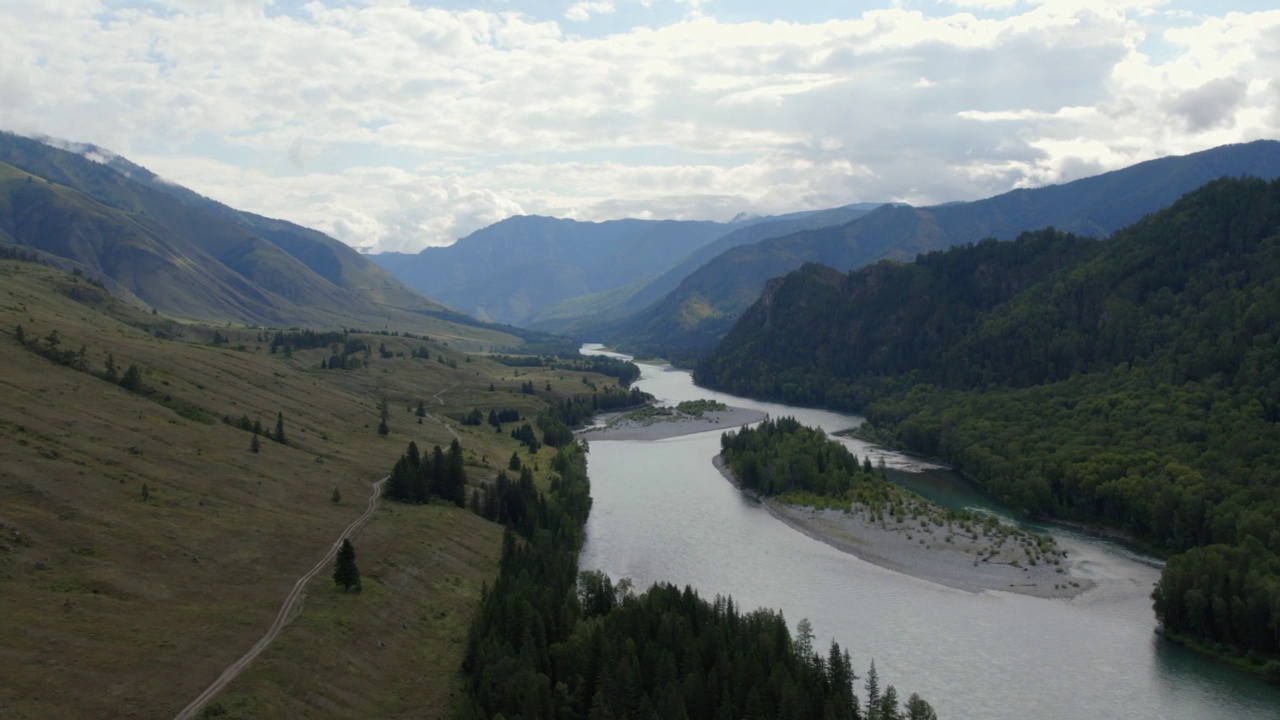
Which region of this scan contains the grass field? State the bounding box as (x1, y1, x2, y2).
(0, 260, 621, 718)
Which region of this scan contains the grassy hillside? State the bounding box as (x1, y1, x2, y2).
(0, 259, 630, 718)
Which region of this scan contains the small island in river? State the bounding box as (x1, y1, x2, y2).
(577, 399, 767, 442)
(717, 418, 1096, 600)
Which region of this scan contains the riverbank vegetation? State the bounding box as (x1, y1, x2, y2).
(459, 442, 937, 719)
(697, 177, 1280, 667)
(722, 418, 1063, 570)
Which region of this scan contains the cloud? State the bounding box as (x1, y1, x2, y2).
(1162, 77, 1248, 132)
(1, 2, 1276, 252)
(566, 1, 616, 22)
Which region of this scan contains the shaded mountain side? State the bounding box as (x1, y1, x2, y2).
(600, 140, 1280, 357)
(0, 134, 540, 344)
(0, 163, 294, 324)
(371, 215, 741, 326)
(525, 203, 884, 334)
(696, 177, 1280, 662)
(0, 133, 469, 328)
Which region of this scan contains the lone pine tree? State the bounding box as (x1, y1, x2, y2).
(333, 538, 361, 592)
(377, 398, 389, 436)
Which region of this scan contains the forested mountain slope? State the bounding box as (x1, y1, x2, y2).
(697, 177, 1280, 665)
(604, 140, 1280, 358)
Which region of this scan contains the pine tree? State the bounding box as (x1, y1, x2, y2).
(119, 363, 142, 392)
(331, 487, 341, 503)
(377, 398, 389, 436)
(141, 483, 149, 502)
(251, 433, 260, 453)
(333, 538, 361, 592)
(879, 686, 901, 720)
(865, 660, 881, 720)
(446, 439, 468, 507)
(14, 323, 24, 344)
(905, 694, 937, 720)
(104, 353, 118, 383)
(274, 411, 286, 445)
(509, 451, 522, 471)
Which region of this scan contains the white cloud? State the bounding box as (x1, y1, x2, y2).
(0, 1, 1276, 251)
(566, 1, 616, 22)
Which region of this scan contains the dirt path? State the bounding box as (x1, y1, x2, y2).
(172, 475, 389, 720)
(426, 382, 461, 441)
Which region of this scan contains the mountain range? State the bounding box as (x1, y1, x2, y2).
(587, 139, 1280, 358)
(369, 202, 888, 330)
(0, 132, 535, 347)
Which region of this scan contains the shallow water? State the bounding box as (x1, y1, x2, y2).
(578, 346, 1280, 719)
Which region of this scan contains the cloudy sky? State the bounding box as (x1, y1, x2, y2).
(2, 1, 1278, 252)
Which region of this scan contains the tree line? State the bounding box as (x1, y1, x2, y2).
(459, 441, 936, 719)
(695, 177, 1280, 667)
(382, 439, 468, 507)
(492, 353, 643, 387)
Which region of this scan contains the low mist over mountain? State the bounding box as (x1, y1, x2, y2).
(594, 140, 1280, 359)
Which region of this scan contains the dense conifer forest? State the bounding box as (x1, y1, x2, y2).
(456, 442, 937, 719)
(696, 177, 1280, 667)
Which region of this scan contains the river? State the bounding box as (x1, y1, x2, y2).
(578, 346, 1280, 719)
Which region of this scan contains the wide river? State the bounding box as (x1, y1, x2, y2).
(578, 346, 1280, 719)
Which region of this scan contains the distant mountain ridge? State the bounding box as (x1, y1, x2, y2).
(371, 215, 743, 327)
(595, 139, 1280, 359)
(370, 202, 889, 330)
(0, 132, 528, 342)
(525, 202, 886, 334)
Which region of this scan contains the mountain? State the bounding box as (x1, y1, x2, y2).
(0, 132, 528, 344)
(525, 202, 885, 334)
(371, 215, 741, 327)
(696, 176, 1280, 663)
(599, 140, 1280, 358)
(0, 255, 650, 716)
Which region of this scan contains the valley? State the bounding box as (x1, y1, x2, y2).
(3, 127, 1280, 719)
(0, 260, 619, 718)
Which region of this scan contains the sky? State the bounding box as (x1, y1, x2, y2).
(2, 1, 1278, 253)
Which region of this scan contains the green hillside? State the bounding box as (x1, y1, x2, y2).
(0, 257, 629, 718)
(604, 140, 1280, 359)
(697, 177, 1280, 667)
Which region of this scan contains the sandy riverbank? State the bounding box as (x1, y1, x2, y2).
(576, 406, 767, 442)
(713, 455, 1096, 599)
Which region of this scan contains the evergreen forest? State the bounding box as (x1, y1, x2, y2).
(695, 177, 1280, 666)
(457, 442, 936, 719)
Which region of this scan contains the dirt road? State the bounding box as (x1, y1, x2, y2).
(172, 474, 388, 720)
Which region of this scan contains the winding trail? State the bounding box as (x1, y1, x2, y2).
(426, 381, 461, 441)
(172, 475, 388, 720)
